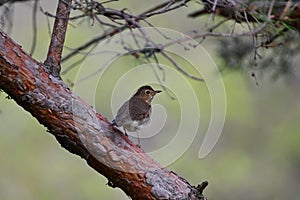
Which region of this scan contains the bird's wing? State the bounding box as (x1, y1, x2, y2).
(129, 98, 151, 121)
(114, 100, 130, 127)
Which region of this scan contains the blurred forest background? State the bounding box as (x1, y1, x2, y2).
(1, 1, 300, 200)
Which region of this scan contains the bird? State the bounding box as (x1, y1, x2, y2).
(111, 85, 161, 144)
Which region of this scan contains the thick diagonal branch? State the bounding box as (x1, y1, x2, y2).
(0, 31, 207, 200)
(44, 0, 72, 77)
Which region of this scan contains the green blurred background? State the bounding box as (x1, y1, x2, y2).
(1, 1, 300, 199)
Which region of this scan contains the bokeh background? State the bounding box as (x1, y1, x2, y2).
(1, 1, 300, 199)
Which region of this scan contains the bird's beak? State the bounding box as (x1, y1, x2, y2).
(155, 90, 162, 94)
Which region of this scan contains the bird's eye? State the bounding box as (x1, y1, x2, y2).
(145, 90, 151, 95)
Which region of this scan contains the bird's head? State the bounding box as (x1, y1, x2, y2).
(133, 85, 162, 104)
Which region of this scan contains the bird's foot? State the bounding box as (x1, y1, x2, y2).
(110, 119, 117, 127)
(123, 128, 128, 137)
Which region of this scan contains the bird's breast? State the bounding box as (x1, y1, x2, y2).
(123, 117, 150, 132)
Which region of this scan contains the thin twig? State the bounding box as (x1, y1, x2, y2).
(62, 26, 127, 63)
(144, 51, 175, 100)
(160, 50, 204, 81)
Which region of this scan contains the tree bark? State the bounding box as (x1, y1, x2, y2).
(0, 31, 207, 199)
(44, 0, 72, 77)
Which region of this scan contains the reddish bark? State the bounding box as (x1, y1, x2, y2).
(44, 0, 72, 77)
(0, 31, 206, 199)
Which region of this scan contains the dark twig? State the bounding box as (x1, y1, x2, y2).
(142, 48, 175, 100)
(61, 42, 99, 75)
(44, 0, 72, 77)
(61, 26, 127, 63)
(161, 50, 204, 81)
(140, 0, 191, 19)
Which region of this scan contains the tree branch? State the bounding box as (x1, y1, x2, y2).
(0, 30, 207, 200)
(60, 0, 192, 64)
(44, 0, 72, 77)
(189, 0, 300, 31)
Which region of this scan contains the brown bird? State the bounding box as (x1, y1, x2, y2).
(111, 85, 161, 144)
